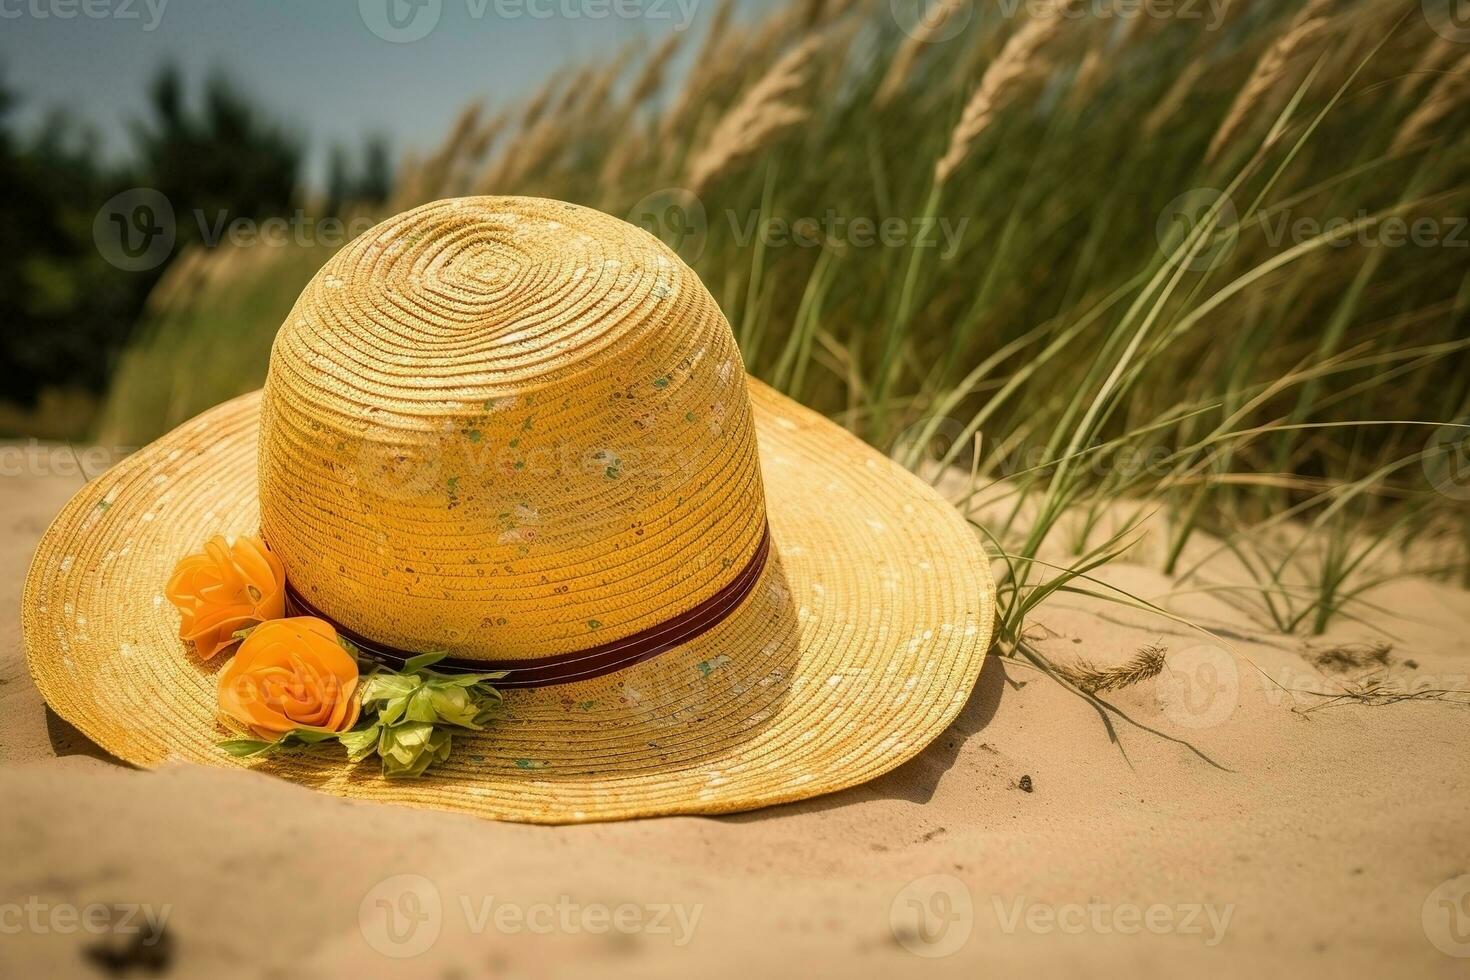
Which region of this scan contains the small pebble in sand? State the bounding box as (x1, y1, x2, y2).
(1019, 775, 1033, 793)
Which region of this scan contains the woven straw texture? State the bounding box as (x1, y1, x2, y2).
(23, 197, 995, 823)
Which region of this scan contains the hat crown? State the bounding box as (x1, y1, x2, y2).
(258, 197, 767, 660)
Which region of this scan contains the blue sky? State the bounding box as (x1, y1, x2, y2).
(3, 0, 770, 187)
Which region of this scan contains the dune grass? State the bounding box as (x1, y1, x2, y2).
(98, 0, 1470, 645)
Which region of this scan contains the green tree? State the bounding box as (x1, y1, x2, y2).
(1, 64, 305, 418)
(130, 64, 302, 249)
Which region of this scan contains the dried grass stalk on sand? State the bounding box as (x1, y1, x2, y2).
(1053, 644, 1169, 694)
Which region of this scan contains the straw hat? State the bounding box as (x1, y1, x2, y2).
(23, 197, 994, 823)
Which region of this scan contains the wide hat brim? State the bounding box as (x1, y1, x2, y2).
(23, 380, 994, 823)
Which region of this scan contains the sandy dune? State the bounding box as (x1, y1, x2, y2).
(2, 463, 1467, 978)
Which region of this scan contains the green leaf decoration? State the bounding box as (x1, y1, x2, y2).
(402, 651, 448, 673)
(435, 671, 508, 688)
(279, 728, 342, 745)
(377, 695, 410, 727)
(218, 738, 277, 758)
(217, 726, 343, 758)
(360, 672, 419, 704)
(404, 685, 441, 723)
(337, 723, 382, 763)
(379, 722, 454, 778)
(423, 683, 482, 728)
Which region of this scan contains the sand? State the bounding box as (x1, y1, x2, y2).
(2, 461, 1467, 978)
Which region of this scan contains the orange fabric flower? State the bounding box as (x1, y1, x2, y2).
(217, 618, 361, 741)
(165, 535, 286, 659)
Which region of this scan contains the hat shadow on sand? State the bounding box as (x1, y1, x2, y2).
(720, 648, 1004, 822)
(45, 707, 130, 765)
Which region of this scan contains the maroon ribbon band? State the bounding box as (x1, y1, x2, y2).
(283, 523, 771, 689)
